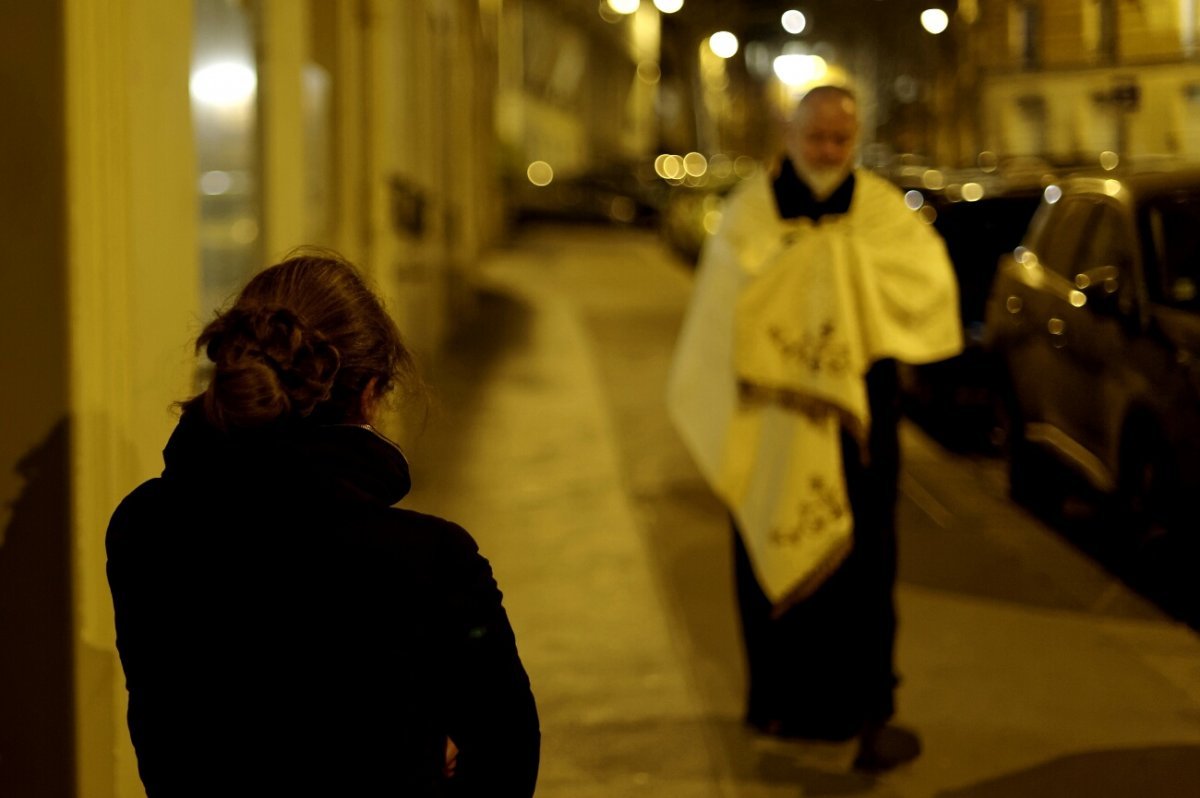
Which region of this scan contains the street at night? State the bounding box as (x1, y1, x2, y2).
(13, 3, 1200, 795)
(401, 222, 1200, 797)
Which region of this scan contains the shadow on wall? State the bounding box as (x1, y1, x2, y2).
(936, 745, 1200, 798)
(0, 420, 74, 798)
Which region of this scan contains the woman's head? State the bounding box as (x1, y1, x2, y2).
(187, 251, 419, 430)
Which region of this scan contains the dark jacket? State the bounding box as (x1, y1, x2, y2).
(106, 412, 540, 796)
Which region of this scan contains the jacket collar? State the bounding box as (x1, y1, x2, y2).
(162, 411, 412, 506)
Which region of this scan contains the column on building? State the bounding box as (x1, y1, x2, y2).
(0, 1, 198, 797)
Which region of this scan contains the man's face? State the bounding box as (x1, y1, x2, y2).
(789, 95, 858, 175)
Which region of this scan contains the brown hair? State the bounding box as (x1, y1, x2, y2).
(185, 250, 421, 430)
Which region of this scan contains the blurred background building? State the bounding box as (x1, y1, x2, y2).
(970, 0, 1200, 165)
(3, 1, 1200, 796)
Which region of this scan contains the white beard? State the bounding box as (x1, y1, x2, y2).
(794, 160, 852, 202)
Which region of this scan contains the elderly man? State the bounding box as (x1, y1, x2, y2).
(668, 85, 962, 771)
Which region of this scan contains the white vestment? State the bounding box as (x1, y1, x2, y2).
(667, 167, 962, 611)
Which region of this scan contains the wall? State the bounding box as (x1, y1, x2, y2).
(0, 1, 73, 795)
(968, 0, 1200, 161)
(0, 2, 198, 797)
(0, 2, 505, 793)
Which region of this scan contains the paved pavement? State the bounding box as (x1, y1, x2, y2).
(396, 224, 1200, 797)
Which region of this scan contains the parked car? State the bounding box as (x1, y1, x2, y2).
(892, 168, 1048, 452)
(984, 163, 1200, 539)
(509, 160, 663, 227)
(659, 179, 736, 263)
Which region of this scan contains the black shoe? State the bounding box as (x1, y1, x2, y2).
(852, 723, 921, 773)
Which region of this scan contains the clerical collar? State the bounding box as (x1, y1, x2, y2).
(772, 157, 855, 221)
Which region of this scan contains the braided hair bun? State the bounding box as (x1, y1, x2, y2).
(198, 307, 340, 429)
(187, 251, 419, 431)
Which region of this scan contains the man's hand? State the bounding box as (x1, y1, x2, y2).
(445, 737, 459, 778)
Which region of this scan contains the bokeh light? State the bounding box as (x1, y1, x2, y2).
(200, 170, 233, 196)
(653, 0, 684, 12)
(782, 10, 807, 34)
(734, 156, 758, 178)
(962, 182, 985, 202)
(527, 161, 554, 186)
(703, 210, 723, 234)
(920, 9, 950, 34)
(655, 153, 687, 181)
(637, 61, 662, 84)
(607, 0, 640, 14)
(773, 54, 827, 86)
(709, 153, 733, 179)
(709, 31, 739, 59)
(190, 62, 257, 107)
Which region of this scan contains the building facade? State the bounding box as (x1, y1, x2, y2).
(0, 2, 503, 796)
(965, 0, 1200, 163)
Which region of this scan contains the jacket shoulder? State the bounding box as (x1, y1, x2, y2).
(106, 478, 168, 552)
(381, 507, 482, 558)
(361, 507, 497, 594)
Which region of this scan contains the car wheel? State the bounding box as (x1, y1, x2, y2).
(1116, 424, 1177, 544)
(1114, 423, 1197, 622)
(1002, 390, 1060, 514)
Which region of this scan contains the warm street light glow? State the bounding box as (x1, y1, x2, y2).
(709, 153, 733, 179)
(920, 8, 950, 34)
(527, 161, 554, 186)
(781, 10, 807, 34)
(653, 0, 684, 12)
(607, 0, 640, 14)
(734, 156, 758, 178)
(637, 61, 662, 83)
(703, 210, 722, 234)
(190, 62, 257, 107)
(200, 170, 233, 195)
(962, 182, 985, 202)
(655, 153, 687, 180)
(709, 31, 739, 59)
(773, 54, 827, 87)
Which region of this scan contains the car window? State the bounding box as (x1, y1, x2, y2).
(935, 194, 1042, 326)
(1032, 196, 1095, 280)
(1142, 191, 1200, 308)
(1075, 201, 1133, 276)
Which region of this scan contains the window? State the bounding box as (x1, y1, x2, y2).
(1009, 1, 1041, 69)
(1034, 197, 1095, 280)
(1076, 202, 1133, 276)
(1097, 0, 1117, 61)
(192, 0, 262, 317)
(1142, 191, 1200, 308)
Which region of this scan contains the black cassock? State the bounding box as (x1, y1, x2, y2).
(736, 158, 901, 739)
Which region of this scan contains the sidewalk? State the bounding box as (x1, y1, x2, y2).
(399, 236, 727, 796)
(398, 224, 1200, 797)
